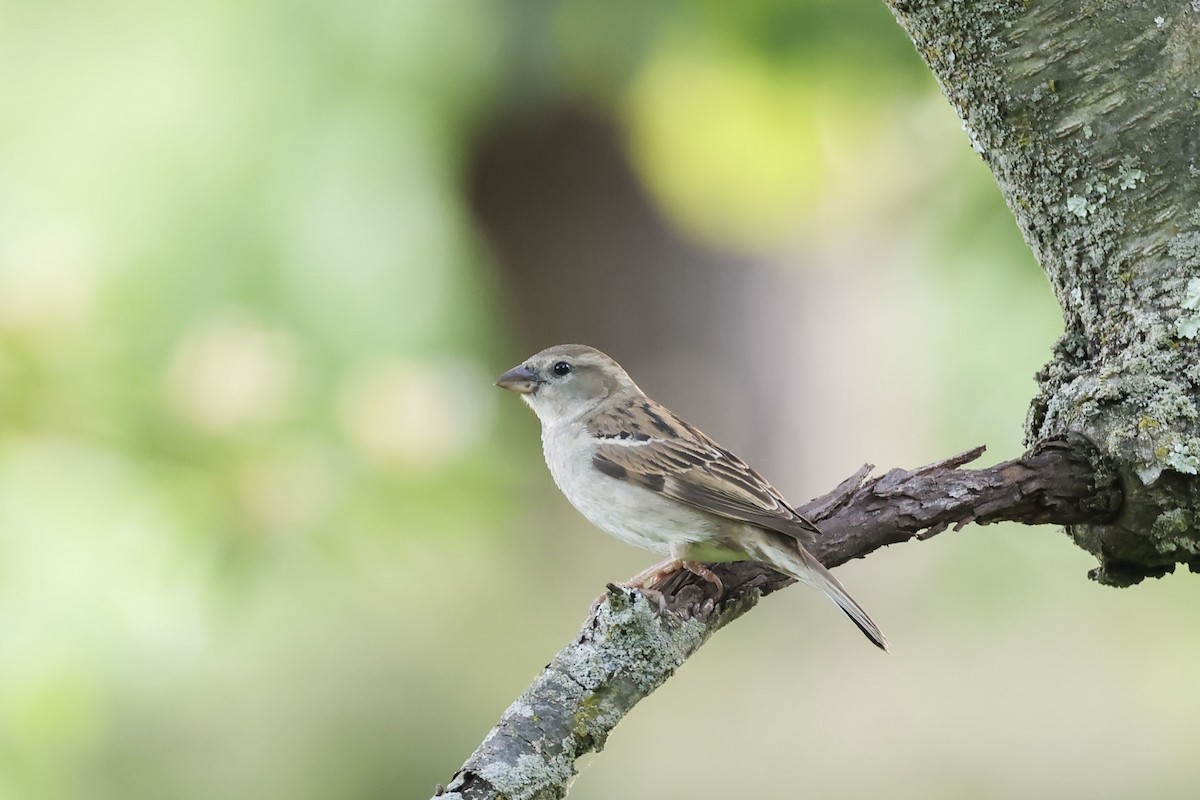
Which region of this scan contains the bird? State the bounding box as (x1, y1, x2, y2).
(495, 344, 887, 650)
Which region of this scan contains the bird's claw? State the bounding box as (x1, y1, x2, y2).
(638, 586, 668, 612)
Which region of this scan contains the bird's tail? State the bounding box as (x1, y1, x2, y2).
(745, 530, 888, 651)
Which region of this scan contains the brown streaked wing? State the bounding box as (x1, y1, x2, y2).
(588, 401, 820, 543)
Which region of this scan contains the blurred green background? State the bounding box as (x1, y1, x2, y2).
(2, 1, 1198, 798)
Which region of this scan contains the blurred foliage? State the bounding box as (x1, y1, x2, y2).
(1, 1, 1197, 800)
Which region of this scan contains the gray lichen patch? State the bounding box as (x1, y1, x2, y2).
(565, 588, 713, 695)
(1173, 266, 1200, 339)
(476, 753, 566, 800)
(446, 586, 756, 800)
(1151, 508, 1199, 555)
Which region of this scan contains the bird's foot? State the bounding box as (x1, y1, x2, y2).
(586, 558, 685, 615)
(590, 559, 726, 618)
(624, 557, 685, 590)
(588, 582, 667, 616)
(616, 558, 725, 612)
(679, 561, 724, 596)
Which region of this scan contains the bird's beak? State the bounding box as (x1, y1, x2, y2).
(495, 364, 540, 394)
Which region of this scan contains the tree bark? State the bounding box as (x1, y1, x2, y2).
(434, 437, 1120, 800)
(885, 0, 1200, 584)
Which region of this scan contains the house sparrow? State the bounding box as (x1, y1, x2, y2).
(496, 344, 887, 650)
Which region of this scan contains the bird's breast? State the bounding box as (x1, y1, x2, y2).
(540, 421, 726, 556)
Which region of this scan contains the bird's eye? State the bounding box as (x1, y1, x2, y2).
(552, 361, 571, 376)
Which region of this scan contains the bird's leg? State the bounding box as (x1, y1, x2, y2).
(625, 559, 725, 610)
(623, 557, 685, 589)
(591, 559, 725, 615)
(618, 557, 685, 611)
(680, 561, 724, 596)
(587, 559, 679, 615)
(587, 558, 686, 613)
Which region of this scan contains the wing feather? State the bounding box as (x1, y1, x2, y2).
(588, 400, 820, 543)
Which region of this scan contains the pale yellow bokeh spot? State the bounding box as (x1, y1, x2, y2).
(165, 311, 298, 433)
(626, 36, 827, 247)
(336, 356, 494, 468)
(0, 214, 105, 331)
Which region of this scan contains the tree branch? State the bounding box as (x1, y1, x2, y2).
(434, 435, 1121, 800)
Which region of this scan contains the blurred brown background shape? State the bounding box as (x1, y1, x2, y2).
(470, 108, 818, 485)
(1, 1, 1198, 799)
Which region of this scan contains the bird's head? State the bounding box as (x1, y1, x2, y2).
(495, 344, 639, 424)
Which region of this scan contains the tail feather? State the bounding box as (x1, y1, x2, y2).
(803, 551, 889, 651)
(746, 531, 888, 651)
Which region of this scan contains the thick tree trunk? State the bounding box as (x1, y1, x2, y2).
(887, 0, 1200, 584)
